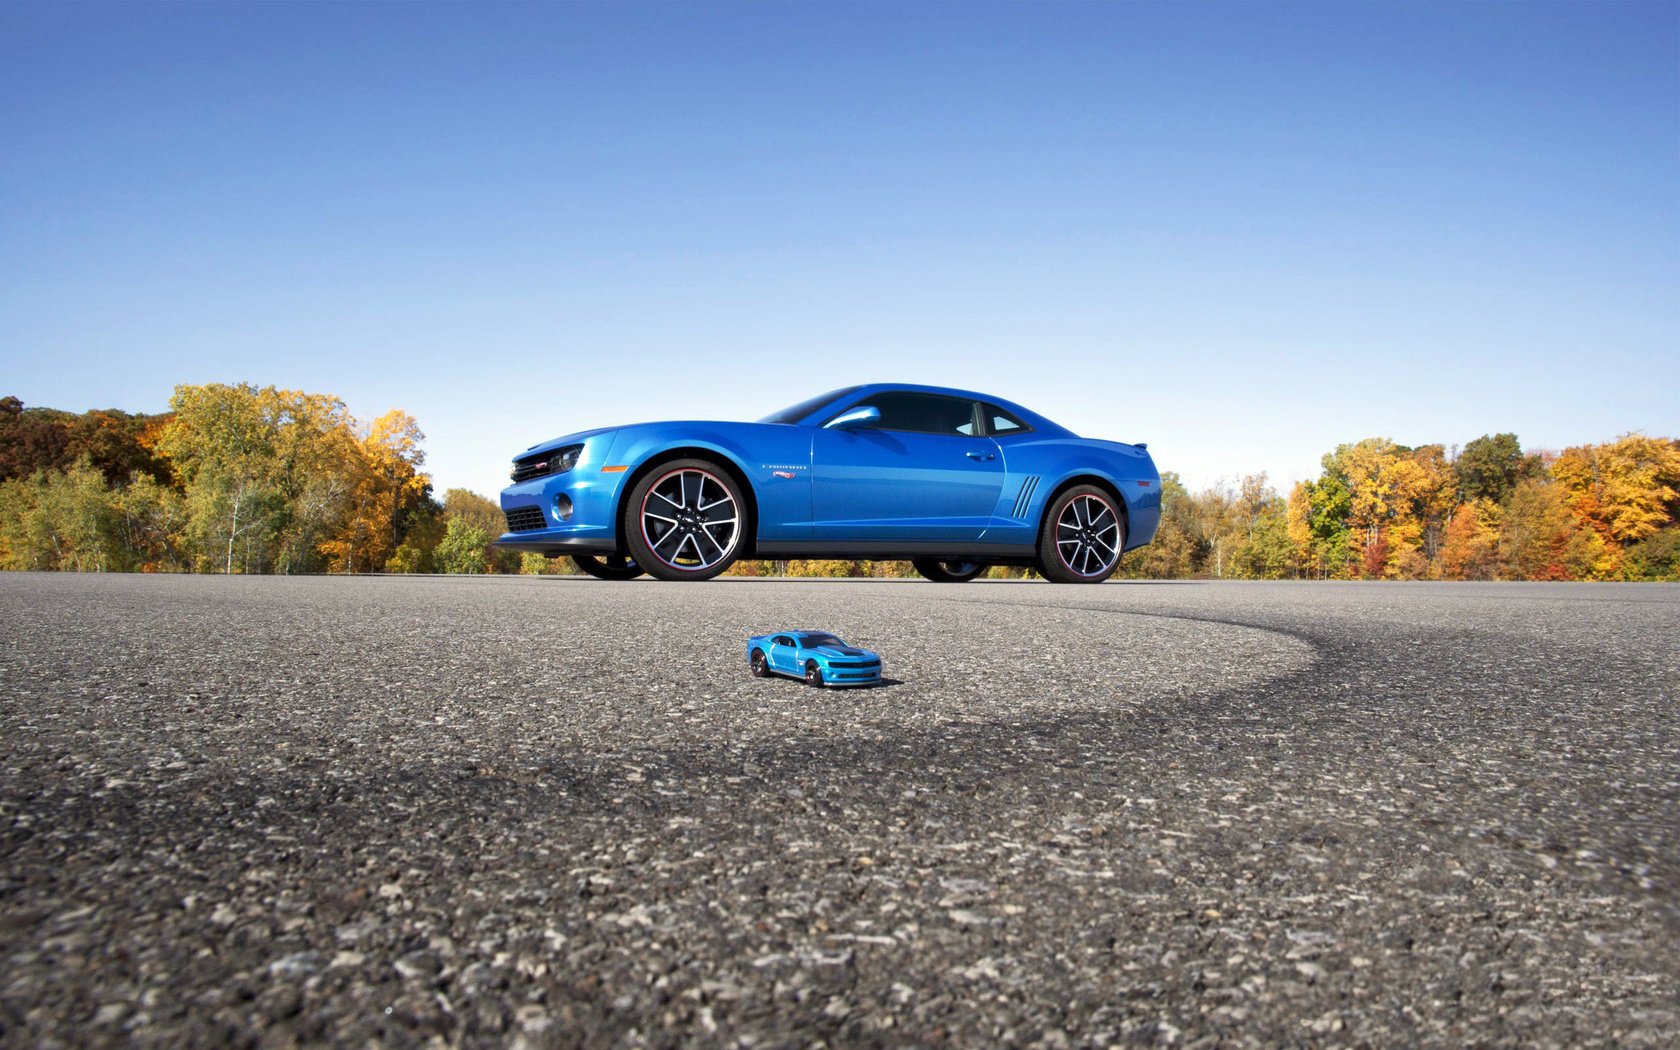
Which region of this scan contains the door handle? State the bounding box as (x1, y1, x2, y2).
(966, 451, 996, 461)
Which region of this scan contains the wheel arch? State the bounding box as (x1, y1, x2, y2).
(1035, 472, 1131, 550)
(615, 446, 761, 556)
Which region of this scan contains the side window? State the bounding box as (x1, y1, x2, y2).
(850, 392, 979, 436)
(984, 404, 1032, 435)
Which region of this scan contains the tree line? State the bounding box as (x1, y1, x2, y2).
(3, 386, 1676, 580)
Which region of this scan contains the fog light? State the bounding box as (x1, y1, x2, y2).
(554, 493, 574, 521)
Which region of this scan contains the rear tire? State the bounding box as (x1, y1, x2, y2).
(911, 558, 987, 583)
(1036, 484, 1124, 584)
(750, 649, 769, 677)
(571, 554, 645, 581)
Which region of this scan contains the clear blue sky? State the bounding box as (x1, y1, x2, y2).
(3, 1, 1676, 498)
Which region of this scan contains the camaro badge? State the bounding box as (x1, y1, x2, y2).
(772, 470, 796, 480)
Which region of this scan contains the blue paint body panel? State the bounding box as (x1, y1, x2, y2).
(495, 383, 1161, 564)
(747, 632, 883, 688)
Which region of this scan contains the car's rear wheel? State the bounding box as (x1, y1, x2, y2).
(804, 660, 825, 688)
(750, 649, 769, 677)
(1036, 484, 1124, 584)
(911, 558, 987, 583)
(571, 554, 645, 581)
(624, 458, 745, 581)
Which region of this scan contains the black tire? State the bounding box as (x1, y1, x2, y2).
(750, 649, 769, 678)
(1036, 483, 1125, 584)
(911, 558, 987, 583)
(571, 554, 645, 581)
(804, 660, 825, 688)
(623, 458, 747, 582)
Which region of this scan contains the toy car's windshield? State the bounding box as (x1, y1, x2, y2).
(799, 633, 842, 647)
(758, 387, 862, 425)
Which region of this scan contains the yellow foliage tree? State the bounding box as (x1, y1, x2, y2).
(1551, 434, 1680, 548)
(319, 410, 430, 573)
(1439, 500, 1501, 580)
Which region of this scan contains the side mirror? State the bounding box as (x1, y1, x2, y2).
(825, 405, 880, 430)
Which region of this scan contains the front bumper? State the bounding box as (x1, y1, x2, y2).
(496, 466, 628, 555)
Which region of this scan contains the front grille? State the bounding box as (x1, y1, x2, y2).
(505, 506, 547, 532)
(826, 659, 881, 670)
(511, 460, 551, 483)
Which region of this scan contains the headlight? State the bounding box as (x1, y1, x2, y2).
(511, 443, 583, 482)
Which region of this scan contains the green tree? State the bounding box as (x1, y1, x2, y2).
(0, 458, 121, 571)
(442, 488, 518, 573)
(1233, 505, 1296, 579)
(113, 473, 187, 572)
(1455, 433, 1542, 505)
(1622, 528, 1680, 581)
(385, 495, 445, 573)
(433, 516, 491, 574)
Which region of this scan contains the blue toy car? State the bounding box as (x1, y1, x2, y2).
(748, 631, 882, 688)
(496, 383, 1160, 584)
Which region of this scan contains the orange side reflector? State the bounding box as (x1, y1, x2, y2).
(602, 465, 628, 473)
(1137, 480, 1152, 486)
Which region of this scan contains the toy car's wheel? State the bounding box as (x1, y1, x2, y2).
(804, 660, 825, 688)
(911, 558, 986, 583)
(750, 649, 769, 677)
(1036, 484, 1124, 584)
(624, 458, 746, 582)
(571, 554, 645, 580)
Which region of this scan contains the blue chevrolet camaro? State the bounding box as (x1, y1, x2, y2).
(747, 631, 883, 688)
(496, 383, 1160, 583)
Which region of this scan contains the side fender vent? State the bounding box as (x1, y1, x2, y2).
(1012, 475, 1041, 520)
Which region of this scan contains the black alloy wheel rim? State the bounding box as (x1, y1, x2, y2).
(1055, 494, 1121, 576)
(639, 468, 741, 571)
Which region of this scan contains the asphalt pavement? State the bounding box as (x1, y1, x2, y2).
(1, 574, 1676, 1048)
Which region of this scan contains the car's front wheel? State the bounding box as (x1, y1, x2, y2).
(911, 558, 987, 583)
(1037, 484, 1125, 584)
(624, 458, 746, 582)
(571, 554, 645, 581)
(804, 660, 825, 688)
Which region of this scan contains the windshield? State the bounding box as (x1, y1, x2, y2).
(799, 633, 843, 648)
(758, 387, 863, 425)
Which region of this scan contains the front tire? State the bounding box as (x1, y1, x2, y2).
(1036, 484, 1124, 584)
(624, 458, 746, 582)
(804, 660, 825, 688)
(911, 558, 987, 583)
(571, 554, 645, 581)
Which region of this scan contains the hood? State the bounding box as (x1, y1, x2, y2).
(522, 426, 620, 456)
(813, 645, 872, 659)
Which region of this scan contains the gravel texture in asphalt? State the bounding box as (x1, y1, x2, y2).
(1, 574, 1676, 1048)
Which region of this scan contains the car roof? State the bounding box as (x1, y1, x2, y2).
(787, 383, 1074, 435)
